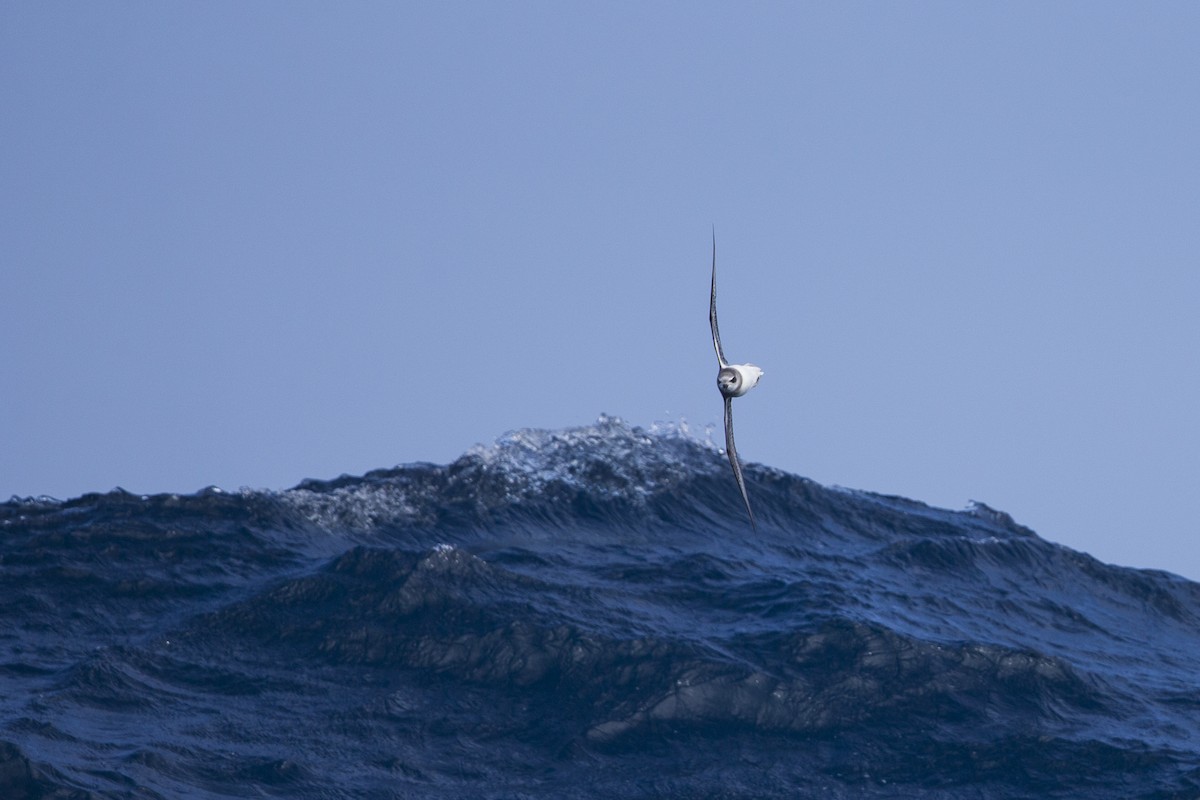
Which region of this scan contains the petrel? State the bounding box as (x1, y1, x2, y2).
(709, 231, 764, 530)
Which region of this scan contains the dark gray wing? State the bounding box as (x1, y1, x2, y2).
(709, 230, 728, 368)
(724, 395, 757, 530)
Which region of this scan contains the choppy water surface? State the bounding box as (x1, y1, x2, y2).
(3, 417, 1198, 798)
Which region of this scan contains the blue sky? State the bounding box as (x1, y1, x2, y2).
(3, 3, 1198, 578)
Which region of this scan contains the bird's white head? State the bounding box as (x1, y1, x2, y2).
(718, 363, 763, 398)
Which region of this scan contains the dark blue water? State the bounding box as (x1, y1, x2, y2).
(3, 416, 1199, 798)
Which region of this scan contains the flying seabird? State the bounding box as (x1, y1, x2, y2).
(709, 231, 764, 530)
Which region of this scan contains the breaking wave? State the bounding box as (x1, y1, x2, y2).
(2, 416, 1198, 798)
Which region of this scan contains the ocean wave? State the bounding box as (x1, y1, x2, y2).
(1, 417, 1198, 798)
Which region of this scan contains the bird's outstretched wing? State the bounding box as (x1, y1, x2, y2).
(724, 395, 756, 530)
(709, 231, 728, 369)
